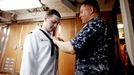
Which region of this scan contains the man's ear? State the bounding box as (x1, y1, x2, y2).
(44, 16, 48, 21)
(88, 6, 94, 14)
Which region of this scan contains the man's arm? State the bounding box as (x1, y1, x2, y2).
(20, 34, 37, 75)
(53, 37, 75, 54)
(20, 35, 32, 75)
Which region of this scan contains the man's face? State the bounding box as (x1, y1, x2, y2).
(46, 15, 60, 32)
(79, 5, 92, 24)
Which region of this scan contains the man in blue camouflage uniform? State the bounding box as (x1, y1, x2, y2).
(53, 0, 115, 75)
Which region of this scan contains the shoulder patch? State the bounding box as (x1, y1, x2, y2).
(28, 32, 33, 34)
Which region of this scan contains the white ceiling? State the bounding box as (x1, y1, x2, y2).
(0, 0, 115, 23)
(14, 0, 115, 14)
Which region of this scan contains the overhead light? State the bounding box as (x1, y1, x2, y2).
(0, 0, 42, 11)
(117, 24, 124, 28)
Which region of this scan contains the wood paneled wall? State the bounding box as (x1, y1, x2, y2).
(56, 19, 76, 75)
(0, 22, 37, 75)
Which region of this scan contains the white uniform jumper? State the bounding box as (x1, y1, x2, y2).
(20, 28, 58, 75)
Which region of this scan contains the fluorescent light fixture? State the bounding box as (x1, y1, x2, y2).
(0, 0, 42, 11)
(117, 24, 124, 28)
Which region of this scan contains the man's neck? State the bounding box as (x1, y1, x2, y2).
(83, 13, 99, 24)
(89, 13, 99, 21)
(40, 26, 48, 33)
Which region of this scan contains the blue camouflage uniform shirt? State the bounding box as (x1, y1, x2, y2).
(71, 16, 114, 75)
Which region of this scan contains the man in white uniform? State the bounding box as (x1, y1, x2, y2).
(20, 9, 61, 75)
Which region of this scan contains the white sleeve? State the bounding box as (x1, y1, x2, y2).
(20, 34, 37, 75)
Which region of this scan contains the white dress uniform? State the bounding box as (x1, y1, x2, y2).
(20, 28, 58, 75)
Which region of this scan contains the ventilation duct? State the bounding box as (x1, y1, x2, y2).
(0, 10, 16, 24)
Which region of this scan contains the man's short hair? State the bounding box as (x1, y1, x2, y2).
(46, 9, 61, 18)
(81, 0, 100, 13)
